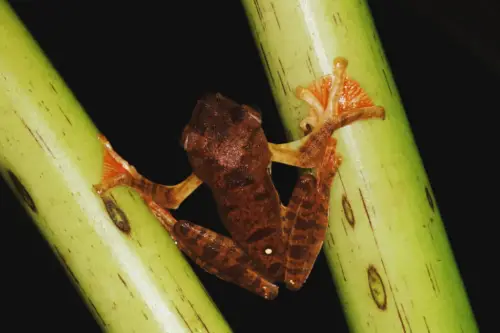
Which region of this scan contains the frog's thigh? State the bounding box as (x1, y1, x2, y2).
(171, 218, 279, 300)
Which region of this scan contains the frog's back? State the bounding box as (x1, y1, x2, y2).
(182, 93, 287, 280)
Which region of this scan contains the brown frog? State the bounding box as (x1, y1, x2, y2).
(94, 57, 385, 299)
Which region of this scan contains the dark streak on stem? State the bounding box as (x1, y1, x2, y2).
(278, 58, 286, 76)
(423, 316, 431, 333)
(306, 53, 314, 75)
(277, 71, 288, 96)
(253, 0, 263, 21)
(337, 13, 343, 25)
(117, 273, 129, 289)
(427, 224, 434, 241)
(332, 13, 338, 25)
(382, 69, 393, 96)
(401, 304, 413, 333)
(87, 297, 107, 328)
(49, 82, 58, 94)
(188, 299, 211, 333)
(259, 43, 275, 86)
(54, 247, 81, 288)
(429, 263, 440, 293)
(34, 130, 55, 158)
(8, 170, 37, 213)
(142, 310, 149, 320)
(270, 3, 281, 30)
(425, 186, 435, 212)
(337, 171, 347, 194)
(328, 231, 335, 247)
(341, 217, 348, 236)
(336, 253, 347, 282)
(426, 263, 438, 296)
(359, 189, 373, 230)
(20, 117, 43, 150)
(173, 304, 192, 332)
(168, 267, 212, 333)
(397, 308, 407, 333)
(58, 105, 72, 125)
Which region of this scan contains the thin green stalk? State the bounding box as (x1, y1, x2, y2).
(241, 0, 478, 332)
(0, 2, 231, 332)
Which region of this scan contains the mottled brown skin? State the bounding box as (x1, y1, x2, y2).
(93, 57, 385, 300)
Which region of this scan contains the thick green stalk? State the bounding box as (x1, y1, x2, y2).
(241, 0, 478, 332)
(0, 2, 231, 332)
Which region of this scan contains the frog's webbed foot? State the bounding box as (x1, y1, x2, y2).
(94, 134, 202, 210)
(269, 57, 384, 169)
(282, 137, 340, 291)
(297, 57, 385, 135)
(149, 201, 279, 300)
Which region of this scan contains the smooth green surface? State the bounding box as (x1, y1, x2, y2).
(241, 0, 478, 332)
(0, 2, 231, 332)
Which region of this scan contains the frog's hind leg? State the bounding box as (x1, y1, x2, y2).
(283, 138, 340, 291)
(94, 134, 202, 209)
(148, 201, 279, 300)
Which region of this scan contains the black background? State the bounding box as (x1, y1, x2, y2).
(1, 0, 496, 332)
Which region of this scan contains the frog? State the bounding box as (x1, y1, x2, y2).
(93, 57, 385, 299)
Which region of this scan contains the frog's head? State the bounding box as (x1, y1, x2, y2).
(181, 93, 271, 187)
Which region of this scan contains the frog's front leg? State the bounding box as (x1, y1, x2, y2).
(268, 57, 384, 169)
(282, 137, 340, 290)
(93, 134, 202, 209)
(147, 201, 279, 300)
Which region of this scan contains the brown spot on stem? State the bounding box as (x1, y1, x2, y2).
(102, 196, 130, 233)
(8, 170, 37, 213)
(425, 186, 435, 212)
(342, 194, 355, 227)
(367, 264, 387, 310)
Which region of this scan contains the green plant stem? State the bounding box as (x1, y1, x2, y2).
(241, 0, 478, 332)
(0, 2, 231, 332)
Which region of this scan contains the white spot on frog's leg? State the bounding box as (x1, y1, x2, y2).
(265, 248, 273, 255)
